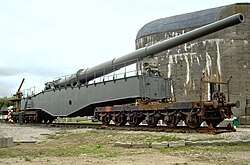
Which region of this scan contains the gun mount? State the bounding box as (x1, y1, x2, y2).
(9, 78, 25, 112)
(46, 13, 244, 90)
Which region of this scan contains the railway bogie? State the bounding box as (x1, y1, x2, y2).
(11, 109, 55, 124)
(95, 106, 221, 129)
(95, 78, 240, 129)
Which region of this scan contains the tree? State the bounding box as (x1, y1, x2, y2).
(0, 97, 12, 110)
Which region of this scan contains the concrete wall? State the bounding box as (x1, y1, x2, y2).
(135, 3, 250, 117)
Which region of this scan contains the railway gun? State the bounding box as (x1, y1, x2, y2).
(11, 13, 243, 129)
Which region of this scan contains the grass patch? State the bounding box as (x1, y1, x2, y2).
(0, 128, 250, 165)
(0, 130, 120, 159)
(192, 144, 250, 152)
(193, 137, 224, 141)
(156, 144, 250, 164)
(155, 135, 186, 142)
(47, 130, 68, 140)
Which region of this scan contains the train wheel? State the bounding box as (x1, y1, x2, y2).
(101, 114, 111, 126)
(185, 114, 201, 129)
(128, 113, 142, 127)
(13, 118, 18, 123)
(165, 114, 179, 128)
(113, 113, 127, 126)
(37, 117, 42, 123)
(49, 118, 54, 124)
(43, 119, 48, 123)
(146, 116, 158, 127)
(26, 118, 30, 123)
(206, 119, 221, 128)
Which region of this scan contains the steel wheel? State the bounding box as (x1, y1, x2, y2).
(113, 113, 127, 126)
(128, 113, 142, 127)
(185, 114, 201, 129)
(101, 114, 111, 126)
(165, 114, 179, 128)
(146, 116, 158, 127)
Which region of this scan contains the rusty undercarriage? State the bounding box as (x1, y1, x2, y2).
(95, 79, 240, 129)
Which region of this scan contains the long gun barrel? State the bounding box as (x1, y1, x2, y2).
(17, 78, 25, 93)
(48, 13, 244, 89)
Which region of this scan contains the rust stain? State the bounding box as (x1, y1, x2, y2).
(105, 106, 111, 112)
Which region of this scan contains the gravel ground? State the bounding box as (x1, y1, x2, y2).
(0, 123, 61, 142)
(0, 123, 250, 165)
(1, 123, 250, 142)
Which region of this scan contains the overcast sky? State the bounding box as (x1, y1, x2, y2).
(0, 0, 248, 97)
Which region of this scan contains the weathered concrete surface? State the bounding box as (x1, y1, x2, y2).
(168, 140, 185, 147)
(135, 3, 250, 118)
(238, 116, 250, 125)
(151, 142, 163, 148)
(114, 139, 250, 148)
(0, 137, 13, 148)
(132, 142, 150, 148)
(239, 99, 250, 124)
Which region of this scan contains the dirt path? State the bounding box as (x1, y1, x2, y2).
(0, 123, 250, 165)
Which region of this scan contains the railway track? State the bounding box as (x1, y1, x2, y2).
(48, 122, 236, 134)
